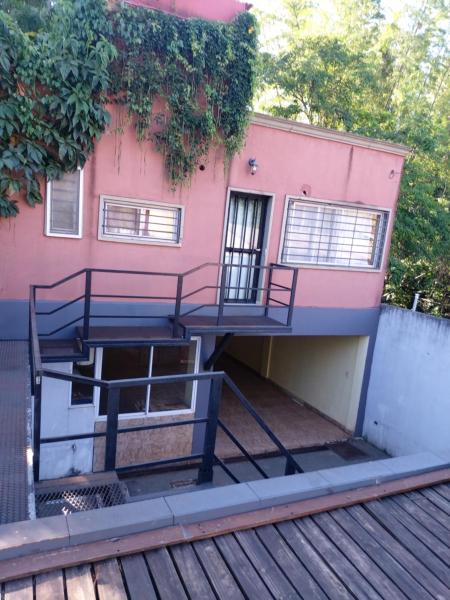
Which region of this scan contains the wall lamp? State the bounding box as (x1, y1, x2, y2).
(248, 158, 259, 175)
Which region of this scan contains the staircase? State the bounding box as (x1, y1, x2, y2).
(29, 263, 301, 487)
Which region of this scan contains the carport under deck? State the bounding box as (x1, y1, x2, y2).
(216, 355, 349, 459)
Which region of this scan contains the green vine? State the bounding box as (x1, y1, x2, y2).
(0, 0, 258, 217)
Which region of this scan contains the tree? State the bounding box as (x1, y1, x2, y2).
(0, 0, 51, 33)
(258, 0, 450, 317)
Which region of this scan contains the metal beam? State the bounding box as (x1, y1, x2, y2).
(204, 333, 234, 371)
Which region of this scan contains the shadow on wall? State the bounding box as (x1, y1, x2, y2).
(363, 305, 450, 459)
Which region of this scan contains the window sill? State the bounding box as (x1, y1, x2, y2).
(279, 262, 384, 273)
(98, 235, 182, 248)
(95, 408, 195, 421)
(45, 232, 83, 239)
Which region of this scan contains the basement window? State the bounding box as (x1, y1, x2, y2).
(280, 197, 389, 270)
(71, 361, 95, 406)
(98, 196, 183, 246)
(45, 169, 83, 238)
(96, 339, 200, 418)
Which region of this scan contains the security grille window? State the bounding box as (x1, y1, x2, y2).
(281, 199, 389, 269)
(46, 170, 82, 237)
(99, 196, 182, 245)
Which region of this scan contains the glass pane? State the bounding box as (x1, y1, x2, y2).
(50, 171, 80, 235)
(147, 207, 179, 241)
(104, 204, 140, 236)
(149, 342, 197, 412)
(103, 201, 180, 243)
(71, 362, 94, 406)
(99, 347, 149, 416)
(282, 200, 387, 268)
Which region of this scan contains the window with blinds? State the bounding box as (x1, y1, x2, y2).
(99, 196, 183, 245)
(280, 198, 389, 269)
(46, 170, 82, 237)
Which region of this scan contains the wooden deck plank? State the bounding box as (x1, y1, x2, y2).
(407, 491, 450, 528)
(193, 539, 245, 600)
(4, 577, 34, 600)
(2, 471, 450, 585)
(214, 534, 274, 600)
(393, 494, 450, 543)
(94, 559, 127, 600)
(255, 524, 328, 600)
(276, 520, 353, 600)
(380, 498, 450, 562)
(348, 504, 450, 600)
(65, 564, 96, 600)
(364, 500, 450, 586)
(331, 508, 435, 600)
(120, 554, 157, 600)
(295, 516, 382, 600)
(313, 511, 408, 600)
(433, 484, 450, 502)
(144, 547, 187, 600)
(234, 528, 306, 599)
(421, 488, 450, 516)
(35, 570, 65, 600)
(170, 543, 218, 600)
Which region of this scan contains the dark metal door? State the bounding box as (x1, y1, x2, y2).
(223, 192, 268, 303)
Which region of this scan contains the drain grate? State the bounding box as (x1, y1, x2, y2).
(35, 482, 127, 518)
(329, 441, 368, 461)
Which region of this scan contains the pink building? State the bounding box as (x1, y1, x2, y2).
(0, 0, 408, 481)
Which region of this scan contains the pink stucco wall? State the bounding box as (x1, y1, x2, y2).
(124, 0, 248, 21)
(0, 108, 405, 309)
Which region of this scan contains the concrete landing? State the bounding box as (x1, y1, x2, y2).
(0, 341, 32, 524)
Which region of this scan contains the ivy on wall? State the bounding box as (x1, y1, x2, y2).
(0, 0, 258, 218)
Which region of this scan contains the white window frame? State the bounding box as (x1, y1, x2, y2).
(278, 196, 391, 272)
(45, 168, 83, 239)
(93, 337, 201, 421)
(98, 195, 184, 247)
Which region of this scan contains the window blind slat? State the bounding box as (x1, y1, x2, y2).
(48, 171, 81, 235)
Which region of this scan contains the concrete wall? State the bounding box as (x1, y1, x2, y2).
(227, 335, 369, 432)
(363, 305, 450, 458)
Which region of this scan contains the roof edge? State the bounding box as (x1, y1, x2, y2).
(251, 113, 410, 157)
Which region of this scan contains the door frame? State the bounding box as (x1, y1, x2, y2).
(217, 187, 276, 305)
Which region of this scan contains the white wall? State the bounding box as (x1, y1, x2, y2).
(227, 335, 369, 431)
(40, 362, 95, 479)
(363, 306, 450, 457)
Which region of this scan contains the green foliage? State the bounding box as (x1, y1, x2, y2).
(0, 1, 258, 214)
(258, 0, 450, 317)
(0, 0, 49, 34)
(109, 6, 258, 184)
(0, 0, 115, 217)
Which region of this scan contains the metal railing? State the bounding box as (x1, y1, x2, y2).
(32, 367, 303, 484)
(29, 262, 302, 485)
(30, 263, 299, 343)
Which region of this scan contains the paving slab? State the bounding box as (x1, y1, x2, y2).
(0, 515, 69, 560)
(247, 471, 331, 507)
(165, 483, 260, 524)
(316, 459, 394, 492)
(382, 452, 449, 478)
(67, 497, 173, 545)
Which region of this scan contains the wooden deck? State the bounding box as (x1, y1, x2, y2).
(3, 482, 449, 599)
